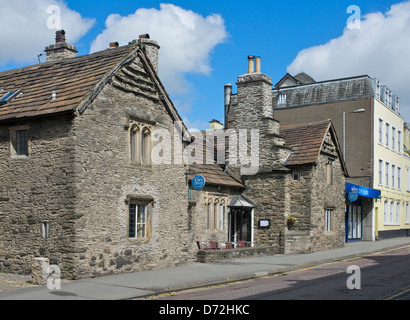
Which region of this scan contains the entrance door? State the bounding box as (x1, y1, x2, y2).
(346, 204, 363, 241)
(229, 208, 251, 242)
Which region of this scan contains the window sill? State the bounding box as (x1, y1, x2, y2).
(10, 155, 29, 160)
(126, 163, 153, 171)
(127, 237, 151, 245)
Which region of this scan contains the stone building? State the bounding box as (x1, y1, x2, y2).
(223, 56, 348, 254)
(0, 33, 348, 279)
(272, 71, 410, 241)
(0, 32, 198, 279)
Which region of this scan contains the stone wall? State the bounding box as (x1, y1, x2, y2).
(284, 133, 346, 253)
(187, 185, 242, 256)
(196, 246, 277, 263)
(242, 172, 288, 253)
(0, 114, 78, 275)
(0, 54, 194, 279)
(69, 57, 191, 278)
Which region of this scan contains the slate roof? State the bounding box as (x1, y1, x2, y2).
(188, 164, 244, 189)
(273, 75, 374, 108)
(187, 131, 244, 189)
(0, 46, 134, 122)
(281, 120, 347, 175)
(0, 42, 187, 135)
(275, 72, 316, 88)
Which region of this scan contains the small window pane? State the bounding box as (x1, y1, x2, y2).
(16, 130, 28, 156)
(129, 204, 136, 238)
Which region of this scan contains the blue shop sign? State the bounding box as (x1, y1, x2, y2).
(192, 175, 206, 190)
(345, 182, 381, 199)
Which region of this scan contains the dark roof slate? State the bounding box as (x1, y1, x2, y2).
(280, 120, 347, 175)
(0, 45, 136, 122)
(273, 75, 374, 108)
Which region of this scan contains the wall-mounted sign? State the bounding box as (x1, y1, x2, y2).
(345, 182, 381, 199)
(348, 192, 358, 202)
(258, 219, 270, 228)
(192, 175, 205, 190)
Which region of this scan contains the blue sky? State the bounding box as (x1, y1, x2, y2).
(0, 0, 408, 128)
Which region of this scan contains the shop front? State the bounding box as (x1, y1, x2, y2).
(345, 183, 381, 242)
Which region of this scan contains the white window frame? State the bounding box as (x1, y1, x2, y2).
(407, 168, 410, 192)
(392, 127, 396, 151)
(398, 130, 402, 153)
(325, 209, 333, 232)
(378, 159, 383, 185)
(396, 202, 401, 225)
(378, 118, 383, 144)
(390, 201, 395, 225)
(392, 164, 396, 188)
(385, 162, 390, 187)
(384, 200, 389, 225)
(398, 167, 402, 190)
(126, 197, 153, 242)
(386, 123, 390, 148)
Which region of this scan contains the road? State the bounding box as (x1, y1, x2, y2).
(147, 246, 410, 300)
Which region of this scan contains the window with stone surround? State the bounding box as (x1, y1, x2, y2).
(326, 159, 333, 185)
(9, 125, 29, 158)
(128, 120, 152, 167)
(325, 209, 333, 232)
(206, 195, 227, 231)
(126, 195, 153, 242)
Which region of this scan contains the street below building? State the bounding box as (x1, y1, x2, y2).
(147, 246, 410, 300)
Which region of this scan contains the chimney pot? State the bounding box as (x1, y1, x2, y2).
(139, 34, 150, 39)
(55, 30, 66, 43)
(109, 42, 119, 48)
(255, 56, 261, 73)
(248, 55, 255, 73)
(45, 30, 77, 62)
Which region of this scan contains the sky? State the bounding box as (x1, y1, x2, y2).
(0, 0, 408, 129)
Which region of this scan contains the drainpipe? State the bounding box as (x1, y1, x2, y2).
(224, 83, 232, 129)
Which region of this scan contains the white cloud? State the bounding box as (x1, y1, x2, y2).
(287, 1, 410, 121)
(0, 0, 95, 64)
(182, 117, 210, 132)
(90, 3, 228, 95)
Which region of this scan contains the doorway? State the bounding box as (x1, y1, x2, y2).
(346, 203, 363, 241)
(228, 208, 252, 242)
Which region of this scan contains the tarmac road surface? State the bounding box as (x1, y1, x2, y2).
(147, 246, 410, 300)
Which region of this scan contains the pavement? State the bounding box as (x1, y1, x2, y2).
(1, 237, 410, 300)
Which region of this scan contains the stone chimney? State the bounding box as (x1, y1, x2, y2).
(44, 30, 78, 62)
(138, 34, 160, 74)
(233, 55, 274, 131)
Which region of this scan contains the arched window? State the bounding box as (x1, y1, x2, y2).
(128, 121, 152, 166)
(140, 126, 151, 165)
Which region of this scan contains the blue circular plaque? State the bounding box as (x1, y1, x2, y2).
(348, 192, 358, 202)
(192, 175, 205, 190)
